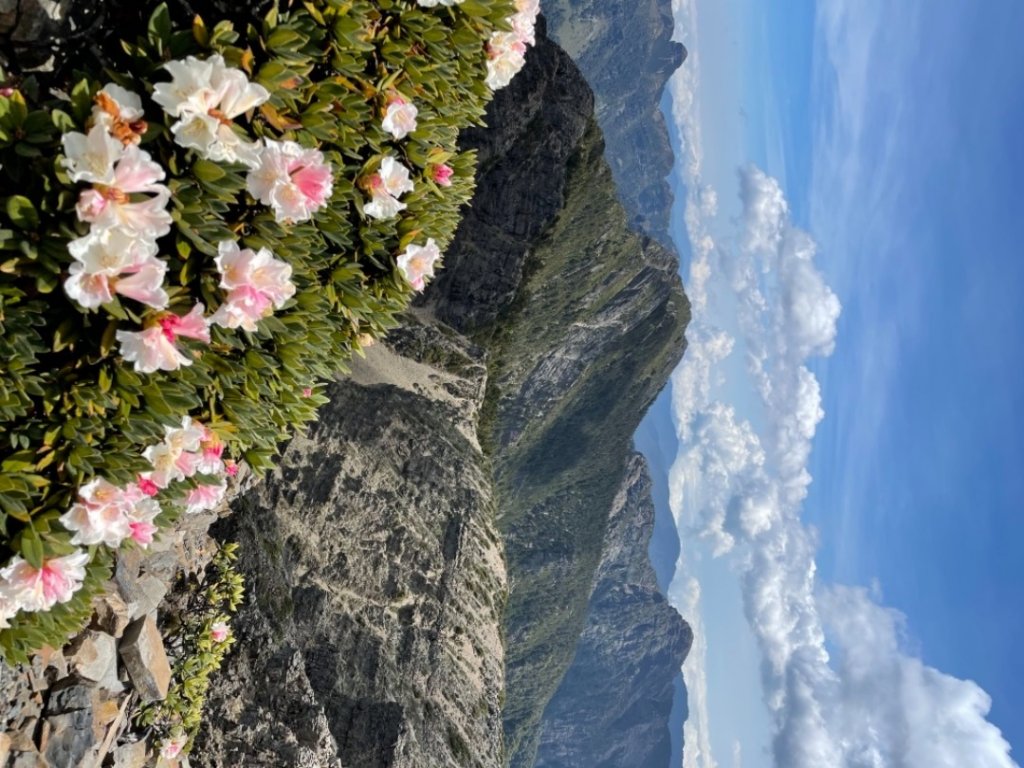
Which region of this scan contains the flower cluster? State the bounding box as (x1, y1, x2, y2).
(485, 0, 540, 89)
(0, 0, 538, 658)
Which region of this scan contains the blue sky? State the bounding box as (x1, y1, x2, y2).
(649, 0, 1024, 766)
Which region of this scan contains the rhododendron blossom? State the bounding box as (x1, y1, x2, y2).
(117, 327, 190, 374)
(210, 241, 295, 330)
(246, 139, 334, 223)
(431, 163, 454, 187)
(64, 229, 167, 309)
(154, 54, 270, 167)
(0, 551, 90, 613)
(397, 238, 442, 292)
(363, 156, 415, 220)
(117, 305, 209, 374)
(185, 481, 227, 515)
(210, 620, 230, 643)
(486, 32, 528, 90)
(160, 735, 187, 760)
(143, 417, 206, 488)
(59, 478, 138, 547)
(381, 95, 418, 140)
(0, 592, 18, 630)
(125, 498, 161, 547)
(73, 143, 172, 238)
(196, 425, 225, 475)
(61, 125, 123, 185)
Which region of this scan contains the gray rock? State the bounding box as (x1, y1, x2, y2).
(42, 709, 96, 767)
(92, 592, 132, 639)
(119, 616, 171, 703)
(112, 738, 149, 768)
(67, 631, 118, 688)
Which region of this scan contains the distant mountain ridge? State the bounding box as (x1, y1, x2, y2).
(543, 0, 687, 247)
(534, 454, 693, 768)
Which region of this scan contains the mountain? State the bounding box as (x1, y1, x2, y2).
(425, 20, 691, 768)
(196, 19, 690, 768)
(533, 454, 694, 768)
(543, 0, 687, 246)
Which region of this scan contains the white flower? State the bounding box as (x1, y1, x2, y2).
(0, 551, 90, 613)
(185, 480, 227, 515)
(154, 54, 269, 166)
(61, 125, 124, 185)
(397, 238, 442, 292)
(117, 326, 192, 374)
(245, 140, 334, 223)
(381, 97, 418, 140)
(363, 156, 414, 221)
(486, 32, 528, 90)
(68, 227, 159, 275)
(152, 56, 220, 118)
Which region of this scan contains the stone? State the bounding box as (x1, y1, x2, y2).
(42, 710, 96, 767)
(0, 731, 11, 764)
(126, 575, 168, 621)
(45, 679, 100, 715)
(112, 739, 148, 768)
(119, 615, 171, 703)
(10, 716, 37, 751)
(68, 631, 118, 686)
(93, 592, 132, 638)
(10, 751, 44, 768)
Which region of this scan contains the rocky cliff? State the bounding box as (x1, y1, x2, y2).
(543, 0, 686, 246)
(534, 454, 693, 768)
(195, 320, 506, 768)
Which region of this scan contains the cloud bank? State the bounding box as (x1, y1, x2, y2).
(667, 154, 1017, 766)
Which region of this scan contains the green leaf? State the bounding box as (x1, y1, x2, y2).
(6, 196, 39, 230)
(21, 527, 44, 569)
(148, 3, 173, 48)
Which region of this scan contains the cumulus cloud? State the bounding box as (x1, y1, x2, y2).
(666, 151, 1017, 766)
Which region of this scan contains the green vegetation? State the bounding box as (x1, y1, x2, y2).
(137, 542, 245, 757)
(476, 119, 690, 767)
(0, 0, 517, 660)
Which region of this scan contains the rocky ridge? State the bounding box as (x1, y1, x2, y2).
(543, 0, 686, 246)
(534, 453, 693, 768)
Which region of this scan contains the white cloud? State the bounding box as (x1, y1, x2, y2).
(666, 149, 1018, 766)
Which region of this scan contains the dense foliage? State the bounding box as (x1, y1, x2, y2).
(0, 0, 537, 661)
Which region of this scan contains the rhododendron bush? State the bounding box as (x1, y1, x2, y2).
(0, 0, 538, 661)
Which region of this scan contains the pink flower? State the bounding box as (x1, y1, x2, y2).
(431, 164, 454, 187)
(160, 735, 187, 760)
(381, 95, 418, 140)
(185, 481, 227, 515)
(0, 551, 90, 613)
(160, 304, 211, 344)
(64, 227, 168, 310)
(302, 387, 313, 398)
(74, 143, 172, 239)
(246, 139, 333, 223)
(196, 426, 225, 475)
(397, 238, 442, 292)
(143, 417, 206, 487)
(225, 461, 239, 477)
(210, 620, 230, 643)
(116, 327, 188, 374)
(59, 478, 133, 547)
(363, 156, 414, 221)
(210, 241, 295, 331)
(137, 476, 160, 497)
(125, 498, 161, 547)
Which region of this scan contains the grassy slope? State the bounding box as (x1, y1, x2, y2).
(475, 119, 689, 768)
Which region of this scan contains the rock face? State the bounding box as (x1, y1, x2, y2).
(196, 320, 506, 768)
(426, 16, 594, 333)
(534, 454, 692, 768)
(543, 0, 686, 246)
